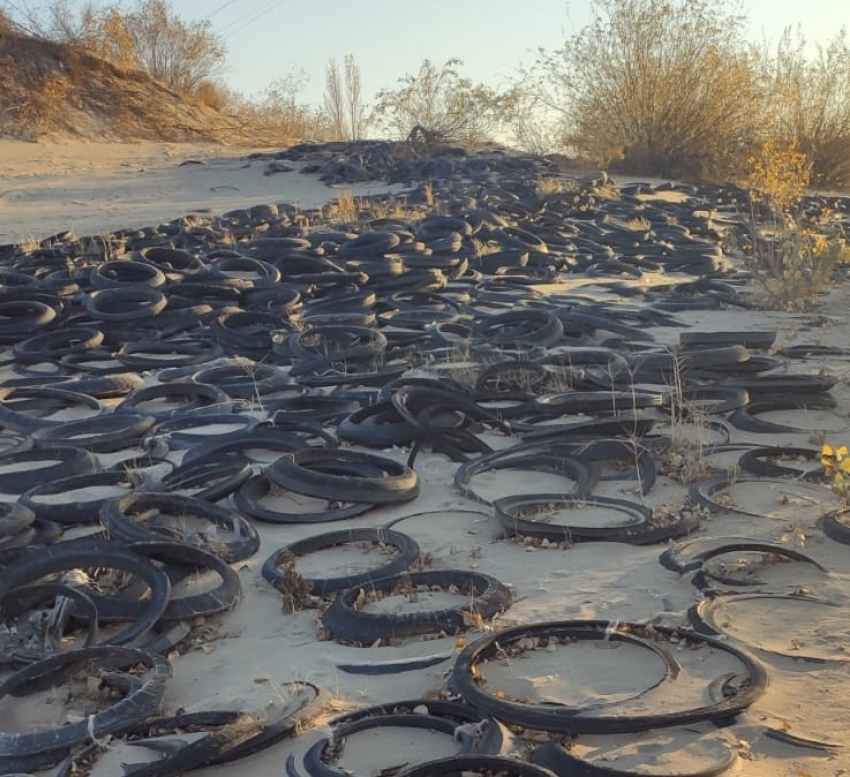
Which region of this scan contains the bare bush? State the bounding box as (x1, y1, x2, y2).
(109, 0, 224, 94)
(763, 27, 850, 188)
(233, 69, 330, 145)
(373, 58, 512, 148)
(525, 0, 763, 178)
(501, 89, 564, 157)
(195, 79, 232, 113)
(3, 0, 225, 94)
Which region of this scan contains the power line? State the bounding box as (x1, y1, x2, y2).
(222, 0, 283, 40)
(207, 0, 239, 19)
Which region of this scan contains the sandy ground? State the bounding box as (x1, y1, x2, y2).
(0, 139, 849, 777)
(0, 139, 399, 242)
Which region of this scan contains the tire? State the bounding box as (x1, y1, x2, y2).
(321, 569, 514, 644)
(100, 491, 259, 563)
(450, 620, 767, 734)
(116, 381, 233, 420)
(0, 445, 100, 495)
(31, 413, 155, 453)
(232, 474, 375, 524)
(261, 527, 421, 598)
(493, 494, 651, 543)
(129, 541, 242, 620)
(0, 386, 102, 433)
(454, 442, 595, 505)
(0, 539, 171, 646)
(267, 449, 419, 504)
(19, 470, 145, 525)
(0, 582, 100, 662)
(0, 646, 171, 758)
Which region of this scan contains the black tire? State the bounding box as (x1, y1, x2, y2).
(0, 582, 100, 662)
(157, 455, 252, 502)
(820, 510, 850, 546)
(129, 541, 242, 621)
(533, 736, 736, 777)
(337, 401, 417, 448)
(0, 445, 100, 495)
(118, 338, 224, 370)
(0, 386, 103, 433)
(150, 413, 259, 450)
(450, 620, 767, 734)
(321, 569, 514, 644)
(100, 492, 259, 563)
(89, 259, 166, 289)
(679, 330, 776, 349)
(454, 442, 595, 505)
(13, 326, 103, 364)
(267, 449, 419, 504)
(0, 501, 35, 539)
(532, 390, 665, 418)
(660, 537, 827, 592)
(31, 413, 156, 453)
(299, 714, 514, 777)
(738, 445, 825, 481)
(0, 646, 171, 758)
(85, 286, 168, 321)
(262, 527, 421, 598)
(19, 470, 145, 525)
(0, 539, 171, 646)
(493, 494, 651, 543)
(179, 426, 310, 467)
(116, 381, 233, 420)
(232, 474, 375, 524)
(728, 395, 839, 434)
(114, 681, 324, 777)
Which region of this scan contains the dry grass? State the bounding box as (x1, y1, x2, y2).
(0, 27, 277, 143)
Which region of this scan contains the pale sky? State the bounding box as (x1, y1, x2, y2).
(11, 0, 850, 104)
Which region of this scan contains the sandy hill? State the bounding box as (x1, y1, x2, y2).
(0, 28, 246, 144)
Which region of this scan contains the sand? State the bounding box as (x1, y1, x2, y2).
(1, 138, 850, 777)
(0, 139, 399, 242)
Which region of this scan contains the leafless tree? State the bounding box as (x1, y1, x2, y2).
(343, 54, 365, 140)
(323, 57, 346, 140)
(323, 54, 366, 141)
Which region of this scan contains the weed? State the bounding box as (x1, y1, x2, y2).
(331, 190, 358, 224)
(819, 443, 850, 507)
(535, 177, 569, 197)
(743, 138, 850, 311)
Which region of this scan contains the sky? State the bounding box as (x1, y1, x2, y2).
(9, 0, 850, 105)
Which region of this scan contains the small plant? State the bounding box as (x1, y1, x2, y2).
(820, 443, 850, 504)
(743, 139, 850, 310)
(331, 190, 358, 224)
(659, 348, 713, 485)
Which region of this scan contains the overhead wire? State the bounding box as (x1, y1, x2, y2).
(221, 0, 283, 40)
(206, 0, 239, 18)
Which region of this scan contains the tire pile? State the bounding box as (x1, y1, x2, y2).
(0, 146, 849, 776)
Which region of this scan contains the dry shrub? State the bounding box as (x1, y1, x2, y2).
(195, 80, 231, 112)
(744, 139, 850, 310)
(373, 58, 513, 148)
(524, 0, 763, 179)
(763, 28, 850, 189)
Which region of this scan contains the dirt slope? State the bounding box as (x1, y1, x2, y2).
(0, 29, 246, 143)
